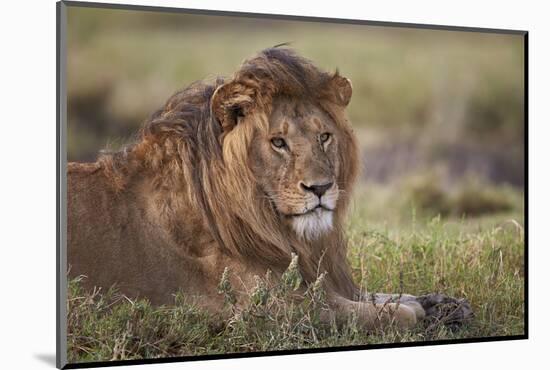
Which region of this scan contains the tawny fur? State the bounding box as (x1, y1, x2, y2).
(68, 48, 432, 329)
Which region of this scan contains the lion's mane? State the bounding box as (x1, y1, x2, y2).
(93, 48, 360, 298)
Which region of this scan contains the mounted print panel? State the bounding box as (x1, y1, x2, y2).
(57, 1, 527, 368)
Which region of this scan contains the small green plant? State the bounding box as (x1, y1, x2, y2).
(217, 267, 236, 306)
(281, 253, 303, 292)
(250, 272, 270, 307)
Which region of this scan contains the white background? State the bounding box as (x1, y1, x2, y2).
(0, 0, 547, 368)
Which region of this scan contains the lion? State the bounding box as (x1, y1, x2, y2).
(68, 47, 472, 330)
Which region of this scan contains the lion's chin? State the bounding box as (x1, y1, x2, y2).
(291, 208, 333, 240)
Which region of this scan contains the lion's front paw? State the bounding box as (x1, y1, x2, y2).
(416, 293, 474, 329)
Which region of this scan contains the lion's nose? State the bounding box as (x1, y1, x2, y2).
(300, 182, 334, 198)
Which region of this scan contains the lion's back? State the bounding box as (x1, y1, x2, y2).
(67, 162, 134, 287)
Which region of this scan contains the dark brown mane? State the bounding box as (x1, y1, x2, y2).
(95, 47, 360, 299)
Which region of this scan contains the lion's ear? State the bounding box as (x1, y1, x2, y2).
(327, 74, 353, 107)
(211, 81, 255, 133)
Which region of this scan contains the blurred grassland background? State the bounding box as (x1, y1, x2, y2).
(66, 6, 525, 360)
(67, 7, 524, 188)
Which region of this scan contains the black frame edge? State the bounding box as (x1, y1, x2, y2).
(523, 32, 529, 339)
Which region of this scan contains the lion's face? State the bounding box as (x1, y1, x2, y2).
(250, 97, 341, 240)
(210, 51, 355, 241)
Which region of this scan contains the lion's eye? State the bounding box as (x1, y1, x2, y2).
(271, 137, 287, 149)
(320, 132, 331, 143)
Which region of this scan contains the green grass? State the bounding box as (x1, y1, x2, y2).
(67, 183, 525, 364)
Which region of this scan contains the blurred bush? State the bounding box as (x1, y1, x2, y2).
(451, 177, 517, 216)
(401, 171, 519, 217)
